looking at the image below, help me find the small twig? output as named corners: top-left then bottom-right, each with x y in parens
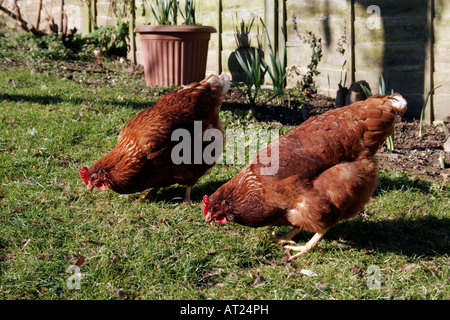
top-left (91, 0), bottom-right (112, 73)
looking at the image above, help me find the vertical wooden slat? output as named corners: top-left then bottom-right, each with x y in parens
top-left (129, 0), bottom-right (136, 64)
top-left (347, 0), bottom-right (355, 84)
top-left (281, 0), bottom-right (287, 87)
top-left (424, 0), bottom-right (435, 124)
top-left (82, 0), bottom-right (91, 33)
top-left (264, 0), bottom-right (279, 84)
top-left (218, 0), bottom-right (223, 74)
top-left (60, 0), bottom-right (65, 34)
top-left (36, 0), bottom-right (43, 30)
top-left (92, 0), bottom-right (97, 28)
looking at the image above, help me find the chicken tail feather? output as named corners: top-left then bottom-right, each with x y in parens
top-left (203, 73), bottom-right (231, 95)
top-left (387, 93), bottom-right (407, 116)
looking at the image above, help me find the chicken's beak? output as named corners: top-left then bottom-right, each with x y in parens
top-left (204, 212), bottom-right (213, 225)
top-left (87, 183), bottom-right (94, 193)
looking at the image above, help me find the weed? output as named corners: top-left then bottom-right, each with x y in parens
top-left (260, 18), bottom-right (288, 104)
top-left (234, 47), bottom-right (268, 110)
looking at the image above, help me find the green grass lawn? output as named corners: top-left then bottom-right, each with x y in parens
top-left (0, 35), bottom-right (449, 300)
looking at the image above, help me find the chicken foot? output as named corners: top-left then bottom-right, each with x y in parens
top-left (284, 230), bottom-right (328, 261)
top-left (271, 227), bottom-right (302, 246)
top-left (141, 187), bottom-right (161, 200)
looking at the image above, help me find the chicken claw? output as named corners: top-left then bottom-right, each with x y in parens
top-left (141, 187), bottom-right (161, 200)
top-left (284, 231), bottom-right (327, 261)
top-left (271, 227), bottom-right (301, 245)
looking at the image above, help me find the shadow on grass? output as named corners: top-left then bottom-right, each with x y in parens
top-left (324, 216), bottom-right (450, 258)
top-left (0, 93), bottom-right (153, 110)
top-left (143, 178), bottom-right (231, 203)
top-left (377, 173), bottom-right (448, 195)
top-left (221, 101), bottom-right (306, 126)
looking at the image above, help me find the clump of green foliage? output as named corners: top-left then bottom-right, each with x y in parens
top-left (0, 32), bottom-right (74, 62)
top-left (72, 21), bottom-right (129, 58)
top-left (299, 30), bottom-right (323, 93)
top-left (233, 17), bottom-right (288, 108)
top-left (148, 0), bottom-right (198, 25)
top-left (149, 0), bottom-right (179, 25)
top-left (260, 18), bottom-right (287, 104)
top-left (235, 47), bottom-right (268, 110)
top-left (0, 21), bottom-right (129, 63)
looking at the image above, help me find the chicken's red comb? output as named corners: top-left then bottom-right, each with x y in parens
top-left (202, 195), bottom-right (210, 216)
top-left (80, 166), bottom-right (89, 185)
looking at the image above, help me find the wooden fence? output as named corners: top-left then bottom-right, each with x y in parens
top-left (2, 0), bottom-right (449, 121)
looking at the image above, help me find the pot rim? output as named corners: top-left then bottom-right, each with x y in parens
top-left (134, 25), bottom-right (217, 34)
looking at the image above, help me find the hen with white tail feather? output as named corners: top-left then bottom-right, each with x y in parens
top-left (80, 73), bottom-right (230, 202)
top-left (203, 93), bottom-right (407, 260)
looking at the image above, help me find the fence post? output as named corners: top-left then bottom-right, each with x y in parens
top-left (424, 0), bottom-right (435, 124)
top-left (264, 0), bottom-right (279, 84)
top-left (92, 0), bottom-right (97, 28)
top-left (346, 0), bottom-right (355, 84)
top-left (129, 0), bottom-right (136, 64)
top-left (218, 0), bottom-right (223, 74)
top-left (82, 0), bottom-right (90, 33)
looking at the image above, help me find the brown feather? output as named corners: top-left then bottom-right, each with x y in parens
top-left (84, 74), bottom-right (230, 196)
top-left (206, 94), bottom-right (407, 236)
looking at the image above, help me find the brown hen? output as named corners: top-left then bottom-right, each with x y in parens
top-left (203, 93), bottom-right (407, 260)
top-left (80, 74), bottom-right (230, 201)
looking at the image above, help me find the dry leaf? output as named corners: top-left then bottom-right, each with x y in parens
top-left (300, 269), bottom-right (318, 277)
top-left (20, 239), bottom-right (31, 250)
top-left (250, 276), bottom-right (265, 287)
top-left (315, 283), bottom-right (330, 290)
top-left (0, 253), bottom-right (16, 261)
top-left (75, 255), bottom-right (86, 267)
top-left (116, 289), bottom-right (129, 300)
top-left (398, 263), bottom-right (417, 272)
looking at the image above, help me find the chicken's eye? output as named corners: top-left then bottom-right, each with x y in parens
top-left (212, 205), bottom-right (221, 213)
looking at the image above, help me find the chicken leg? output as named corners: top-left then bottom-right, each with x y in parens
top-left (184, 186), bottom-right (192, 202)
top-left (271, 227), bottom-right (302, 246)
top-left (284, 230), bottom-right (328, 261)
top-left (141, 187), bottom-right (161, 200)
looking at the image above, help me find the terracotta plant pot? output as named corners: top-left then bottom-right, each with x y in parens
top-left (134, 25), bottom-right (216, 87)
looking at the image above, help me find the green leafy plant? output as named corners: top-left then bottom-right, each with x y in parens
top-left (149, 0), bottom-right (179, 25)
top-left (418, 85), bottom-right (441, 138)
top-left (260, 18), bottom-right (287, 104)
top-left (8, 32), bottom-right (74, 62)
top-left (179, 0), bottom-right (196, 25)
top-left (73, 21), bottom-right (129, 58)
top-left (299, 30), bottom-right (323, 93)
top-left (234, 15), bottom-right (257, 49)
top-left (147, 0), bottom-right (198, 25)
top-left (234, 47), bottom-right (268, 110)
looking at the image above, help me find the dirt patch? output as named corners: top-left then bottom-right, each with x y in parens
top-left (377, 121), bottom-right (449, 186)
